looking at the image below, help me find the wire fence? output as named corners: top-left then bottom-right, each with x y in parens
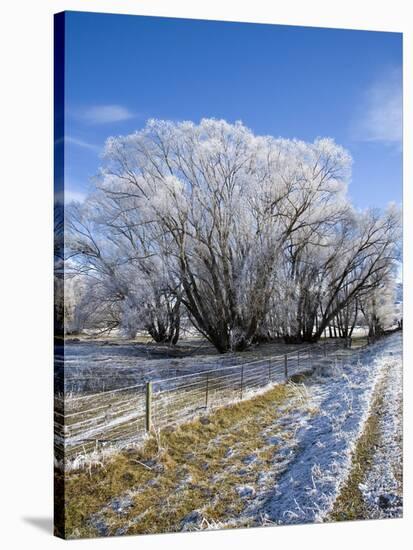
top-left (55, 339), bottom-right (365, 462)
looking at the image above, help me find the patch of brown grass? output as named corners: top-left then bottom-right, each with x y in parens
top-left (62, 384), bottom-right (293, 538)
top-left (328, 393), bottom-right (384, 522)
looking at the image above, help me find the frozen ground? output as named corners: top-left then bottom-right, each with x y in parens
top-left (235, 332), bottom-right (403, 526)
top-left (56, 337), bottom-right (343, 394)
top-left (64, 333), bottom-right (402, 535)
top-left (57, 339), bottom-right (344, 461)
top-left (359, 354), bottom-right (403, 518)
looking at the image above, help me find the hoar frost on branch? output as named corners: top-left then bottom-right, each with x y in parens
top-left (65, 119), bottom-right (401, 351)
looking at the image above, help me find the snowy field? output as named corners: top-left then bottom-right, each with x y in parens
top-left (62, 332), bottom-right (402, 536)
top-left (173, 333), bottom-right (403, 530)
top-left (55, 339), bottom-right (346, 462)
top-left (56, 337), bottom-right (343, 394)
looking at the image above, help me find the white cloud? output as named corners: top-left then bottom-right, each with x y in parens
top-left (354, 68), bottom-right (402, 147)
top-left (79, 104), bottom-right (134, 125)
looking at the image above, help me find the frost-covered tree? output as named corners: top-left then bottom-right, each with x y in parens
top-left (359, 271), bottom-right (400, 338)
top-left (312, 206), bottom-right (401, 341)
top-left (91, 119), bottom-right (353, 350)
top-left (65, 200), bottom-right (181, 342)
top-left (65, 118), bottom-right (401, 351)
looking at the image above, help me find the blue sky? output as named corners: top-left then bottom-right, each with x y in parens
top-left (62, 11), bottom-right (402, 209)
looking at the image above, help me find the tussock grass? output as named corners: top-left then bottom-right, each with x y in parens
top-left (61, 383), bottom-right (294, 538)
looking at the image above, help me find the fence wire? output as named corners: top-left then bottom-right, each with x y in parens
top-left (55, 340), bottom-right (360, 461)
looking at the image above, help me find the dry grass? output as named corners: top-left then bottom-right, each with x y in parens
top-left (328, 392), bottom-right (384, 522)
top-left (59, 383), bottom-right (295, 538)
top-left (350, 336), bottom-right (368, 349)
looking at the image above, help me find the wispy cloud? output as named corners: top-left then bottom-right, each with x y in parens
top-left (353, 68), bottom-right (402, 147)
top-left (77, 104), bottom-right (135, 125)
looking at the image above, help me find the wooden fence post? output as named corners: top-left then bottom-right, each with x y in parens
top-left (240, 365), bottom-right (244, 400)
top-left (145, 381), bottom-right (152, 432)
top-left (205, 373), bottom-right (209, 409)
top-left (284, 354), bottom-right (288, 382)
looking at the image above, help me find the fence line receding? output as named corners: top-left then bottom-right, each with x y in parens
top-left (55, 340), bottom-right (364, 461)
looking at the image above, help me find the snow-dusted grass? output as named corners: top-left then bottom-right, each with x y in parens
top-left (56, 341), bottom-right (343, 464)
top-left (61, 383), bottom-right (295, 537)
top-left (59, 333), bottom-right (402, 537)
top-left (57, 337), bottom-right (345, 394)
top-left (244, 333), bottom-right (402, 526)
top-left (353, 356), bottom-right (402, 519)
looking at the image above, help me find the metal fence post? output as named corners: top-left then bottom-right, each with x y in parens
top-left (284, 354), bottom-right (288, 382)
top-left (205, 373), bottom-right (209, 409)
top-left (240, 365), bottom-right (244, 400)
top-left (145, 381), bottom-right (152, 432)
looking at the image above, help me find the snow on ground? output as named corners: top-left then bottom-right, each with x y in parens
top-left (359, 355), bottom-right (403, 518)
top-left (231, 332), bottom-right (402, 526)
top-left (56, 338), bottom-right (336, 394)
top-left (66, 333), bottom-right (402, 534)
top-left (57, 338), bottom-right (347, 463)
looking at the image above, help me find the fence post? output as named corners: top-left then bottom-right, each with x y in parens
top-left (240, 365), bottom-right (244, 400)
top-left (145, 381), bottom-right (152, 432)
top-left (205, 373), bottom-right (209, 409)
top-left (284, 354), bottom-right (288, 382)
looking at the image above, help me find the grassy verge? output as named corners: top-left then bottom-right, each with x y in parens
top-left (350, 336), bottom-right (368, 348)
top-left (328, 392), bottom-right (384, 522)
top-left (60, 383), bottom-right (301, 538)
